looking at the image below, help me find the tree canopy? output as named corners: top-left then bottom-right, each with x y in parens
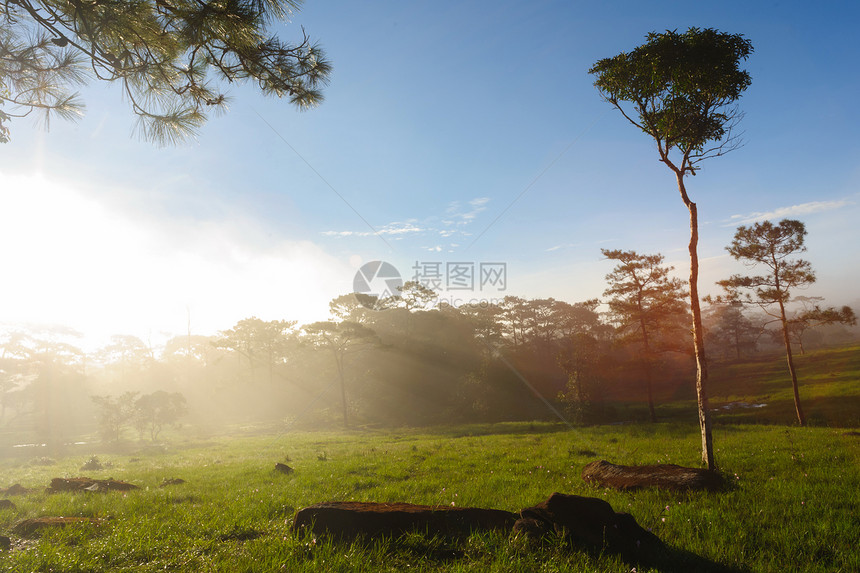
top-left (589, 27), bottom-right (753, 176)
top-left (0, 0), bottom-right (330, 144)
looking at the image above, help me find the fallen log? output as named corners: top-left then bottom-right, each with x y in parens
top-left (46, 477), bottom-right (139, 493)
top-left (12, 517), bottom-right (107, 537)
top-left (581, 460), bottom-right (722, 492)
top-left (292, 501), bottom-right (516, 540)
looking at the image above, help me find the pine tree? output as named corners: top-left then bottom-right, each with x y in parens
top-left (0, 0), bottom-right (330, 144)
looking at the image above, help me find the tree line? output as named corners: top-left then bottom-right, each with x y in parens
top-left (1, 224), bottom-right (854, 448)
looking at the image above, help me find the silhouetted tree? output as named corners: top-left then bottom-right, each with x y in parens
top-left (590, 27), bottom-right (753, 469)
top-left (213, 318), bottom-right (298, 383)
top-left (302, 320), bottom-right (375, 428)
top-left (0, 0), bottom-right (330, 143)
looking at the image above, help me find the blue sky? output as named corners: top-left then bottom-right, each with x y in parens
top-left (1, 0), bottom-right (858, 348)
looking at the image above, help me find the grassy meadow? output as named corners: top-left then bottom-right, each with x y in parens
top-left (0, 345), bottom-right (858, 572)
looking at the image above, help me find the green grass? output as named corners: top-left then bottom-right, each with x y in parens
top-left (707, 344), bottom-right (860, 426)
top-left (1, 345), bottom-right (858, 571)
top-left (1, 422), bottom-right (858, 572)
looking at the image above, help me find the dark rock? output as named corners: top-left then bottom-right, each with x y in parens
top-left (159, 478), bottom-right (186, 487)
top-left (12, 517), bottom-right (106, 537)
top-left (46, 477), bottom-right (139, 493)
top-left (275, 463), bottom-right (294, 474)
top-left (292, 501), bottom-right (517, 540)
top-left (1, 484), bottom-right (30, 496)
top-left (511, 516), bottom-right (549, 540)
top-left (0, 499), bottom-right (16, 510)
top-left (582, 460), bottom-right (722, 492)
top-left (842, 431), bottom-right (860, 437)
top-left (0, 535), bottom-right (10, 551)
top-left (515, 493), bottom-right (662, 562)
top-left (80, 457), bottom-right (104, 471)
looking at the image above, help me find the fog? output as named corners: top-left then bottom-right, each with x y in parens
top-left (2, 290), bottom-right (857, 455)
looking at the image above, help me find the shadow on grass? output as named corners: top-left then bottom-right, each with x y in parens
top-left (647, 544), bottom-right (750, 573)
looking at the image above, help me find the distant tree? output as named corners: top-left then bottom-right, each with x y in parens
top-left (590, 27), bottom-right (753, 469)
top-left (557, 332), bottom-right (605, 425)
top-left (395, 281), bottom-right (438, 312)
top-left (787, 297), bottom-right (856, 354)
top-left (704, 301), bottom-right (761, 361)
top-left (96, 335), bottom-right (152, 384)
top-left (0, 0), bottom-right (330, 144)
top-left (132, 391), bottom-right (187, 441)
top-left (213, 318), bottom-right (298, 383)
top-left (601, 249), bottom-right (688, 422)
top-left (717, 219), bottom-right (820, 425)
top-left (302, 320), bottom-right (375, 428)
top-left (92, 391), bottom-right (139, 442)
top-left (328, 293), bottom-right (380, 324)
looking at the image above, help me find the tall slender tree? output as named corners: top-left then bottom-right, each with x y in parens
top-left (589, 28), bottom-right (753, 468)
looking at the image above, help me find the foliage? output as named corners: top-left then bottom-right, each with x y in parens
top-left (91, 391), bottom-right (139, 442)
top-left (704, 301), bottom-right (762, 361)
top-left (719, 219), bottom-right (816, 309)
top-left (787, 298), bottom-right (856, 354)
top-left (0, 0), bottom-right (330, 144)
top-left (302, 320), bottom-right (376, 428)
top-left (92, 390), bottom-right (186, 442)
top-left (589, 27), bottom-right (753, 174)
top-left (601, 249), bottom-right (688, 349)
top-left (213, 317), bottom-right (298, 383)
top-left (132, 390), bottom-right (187, 441)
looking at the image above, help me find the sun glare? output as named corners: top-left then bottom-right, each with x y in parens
top-left (0, 170), bottom-right (347, 351)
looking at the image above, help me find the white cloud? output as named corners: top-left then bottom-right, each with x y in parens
top-left (444, 196), bottom-right (491, 226)
top-left (727, 200), bottom-right (852, 225)
top-left (322, 221), bottom-right (425, 238)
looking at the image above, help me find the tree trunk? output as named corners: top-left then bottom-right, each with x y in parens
top-left (677, 173), bottom-right (715, 470)
top-left (335, 351), bottom-right (349, 428)
top-left (645, 360), bottom-right (656, 423)
top-left (779, 303), bottom-right (806, 426)
top-left (640, 320), bottom-right (656, 422)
